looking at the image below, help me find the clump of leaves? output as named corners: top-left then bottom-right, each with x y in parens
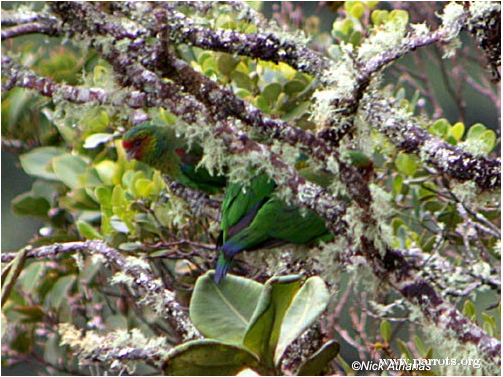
top-left (162, 272), bottom-right (338, 376)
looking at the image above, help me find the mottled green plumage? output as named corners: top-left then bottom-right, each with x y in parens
top-left (122, 123), bottom-right (226, 194)
top-left (214, 170), bottom-right (333, 283)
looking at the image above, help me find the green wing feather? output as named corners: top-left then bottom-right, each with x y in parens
top-left (221, 173), bottom-right (276, 239)
top-left (215, 170), bottom-right (333, 283)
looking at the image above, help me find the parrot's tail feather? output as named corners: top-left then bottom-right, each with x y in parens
top-left (214, 256), bottom-right (232, 284)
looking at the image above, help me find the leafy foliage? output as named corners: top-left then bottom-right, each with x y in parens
top-left (1, 1), bottom-right (500, 376)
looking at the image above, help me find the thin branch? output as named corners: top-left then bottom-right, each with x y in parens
top-left (157, 6), bottom-right (331, 78)
top-left (1, 56), bottom-right (148, 108)
top-left (1, 9), bottom-right (55, 26)
top-left (1, 21), bottom-right (58, 40)
top-left (1, 240), bottom-right (199, 341)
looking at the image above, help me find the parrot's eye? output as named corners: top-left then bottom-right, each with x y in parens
top-left (134, 140), bottom-right (142, 147)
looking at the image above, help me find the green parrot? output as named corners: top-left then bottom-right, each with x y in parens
top-left (214, 170), bottom-right (334, 284)
top-left (122, 123), bottom-right (226, 194)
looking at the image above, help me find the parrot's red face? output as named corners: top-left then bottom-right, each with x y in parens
top-left (122, 136), bottom-right (146, 161)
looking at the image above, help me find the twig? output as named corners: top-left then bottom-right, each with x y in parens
top-left (1, 21), bottom-right (58, 40)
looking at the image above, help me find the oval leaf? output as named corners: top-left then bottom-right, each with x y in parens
top-left (83, 133), bottom-right (113, 149)
top-left (164, 339), bottom-right (258, 376)
top-left (395, 153), bottom-right (417, 177)
top-left (244, 275), bottom-right (302, 363)
top-left (11, 192), bottom-right (50, 219)
top-left (53, 154), bottom-right (88, 189)
top-left (19, 147), bottom-right (66, 180)
top-left (274, 276), bottom-right (330, 366)
top-left (190, 271), bottom-right (263, 345)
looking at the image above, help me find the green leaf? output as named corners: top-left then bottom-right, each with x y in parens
top-left (332, 19), bottom-right (353, 38)
top-left (44, 275), bottom-right (76, 310)
top-left (449, 122), bottom-right (465, 141)
top-left (349, 31), bottom-right (363, 46)
top-left (397, 339), bottom-right (413, 361)
top-left (77, 220), bottom-right (103, 240)
top-left (217, 54), bottom-right (239, 76)
top-left (297, 340), bottom-right (339, 376)
top-left (380, 320), bottom-right (391, 342)
top-left (254, 95), bottom-right (270, 113)
top-left (19, 147), bottom-right (66, 180)
top-left (274, 276), bottom-right (330, 366)
top-left (462, 300), bottom-right (476, 319)
top-left (243, 275), bottom-right (302, 363)
top-left (118, 242), bottom-right (141, 252)
top-left (110, 216), bottom-right (130, 233)
top-left (429, 119), bottom-right (449, 139)
top-left (20, 261), bottom-right (46, 293)
top-left (393, 174), bottom-right (403, 196)
top-left (480, 130), bottom-right (496, 153)
top-left (483, 321), bottom-right (493, 336)
top-left (164, 339), bottom-right (259, 376)
top-left (11, 192), bottom-right (50, 218)
top-left (350, 3), bottom-right (364, 18)
top-left (366, 1), bottom-right (379, 10)
top-left (389, 9), bottom-right (409, 26)
top-left (44, 333), bottom-right (63, 366)
top-left (262, 83), bottom-right (282, 104)
top-left (282, 101), bottom-right (311, 122)
top-left (94, 160), bottom-right (117, 186)
top-left (52, 154), bottom-right (88, 189)
top-left (1, 247), bottom-right (30, 308)
top-left (395, 153), bottom-right (417, 176)
top-left (189, 271), bottom-right (263, 345)
top-left (414, 336), bottom-right (426, 357)
top-left (83, 133), bottom-right (113, 149)
top-left (284, 80), bottom-right (306, 94)
top-left (134, 178), bottom-right (154, 198)
top-left (14, 305), bottom-right (45, 324)
top-left (371, 10), bottom-right (389, 26)
top-left (466, 123), bottom-right (486, 139)
top-left (231, 70), bottom-right (253, 91)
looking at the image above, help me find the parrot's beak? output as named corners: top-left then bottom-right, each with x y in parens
top-left (125, 147), bottom-right (135, 160)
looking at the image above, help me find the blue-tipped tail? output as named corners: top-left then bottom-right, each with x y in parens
top-left (214, 253), bottom-right (232, 284)
top-left (214, 241), bottom-right (243, 284)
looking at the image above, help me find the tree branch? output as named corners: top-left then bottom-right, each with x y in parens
top-left (362, 97), bottom-right (501, 190)
top-left (2, 240), bottom-right (199, 341)
top-left (1, 21), bottom-right (58, 40)
top-left (1, 56), bottom-right (148, 108)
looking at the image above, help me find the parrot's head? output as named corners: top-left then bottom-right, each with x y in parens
top-left (122, 123), bottom-right (194, 179)
top-left (122, 123), bottom-right (157, 162)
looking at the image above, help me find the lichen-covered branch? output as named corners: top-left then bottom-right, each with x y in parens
top-left (466, 2), bottom-right (501, 81)
top-left (59, 323), bottom-right (169, 372)
top-left (1, 8), bottom-right (56, 26)
top-left (167, 181), bottom-right (222, 222)
top-left (1, 21), bottom-right (58, 40)
top-left (402, 248), bottom-right (500, 296)
top-left (362, 97), bottom-right (501, 190)
top-left (1, 56), bottom-right (148, 108)
top-left (362, 241), bottom-right (500, 360)
top-left (156, 6), bottom-right (331, 78)
top-left (1, 240), bottom-right (199, 341)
